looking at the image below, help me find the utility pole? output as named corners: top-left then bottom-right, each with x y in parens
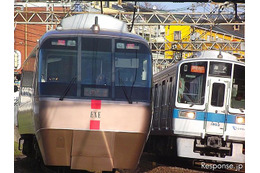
top-left (25, 3), bottom-right (28, 60)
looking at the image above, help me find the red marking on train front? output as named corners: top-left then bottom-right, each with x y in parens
top-left (90, 120), bottom-right (100, 130)
top-left (91, 100), bottom-right (101, 109)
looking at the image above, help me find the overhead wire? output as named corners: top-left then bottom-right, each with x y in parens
top-left (192, 3), bottom-right (243, 41)
top-left (14, 42), bottom-right (36, 48)
top-left (15, 28), bottom-right (44, 37)
top-left (15, 37), bottom-right (37, 44)
top-left (26, 24), bottom-right (49, 32)
top-left (173, 3), bottom-right (221, 43)
top-left (163, 2), bottom-right (222, 59)
top-left (129, 1), bottom-right (137, 33)
top-left (171, 1), bottom-right (244, 57)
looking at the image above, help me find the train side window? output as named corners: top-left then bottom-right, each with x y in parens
top-left (168, 77), bottom-right (173, 105)
top-left (153, 84), bottom-right (160, 120)
top-left (161, 80), bottom-right (166, 106)
top-left (171, 76), bottom-right (175, 98)
top-left (154, 84), bottom-right (158, 108)
top-left (153, 83), bottom-right (160, 122)
top-left (211, 83), bottom-right (225, 107)
top-left (158, 84), bottom-right (162, 108)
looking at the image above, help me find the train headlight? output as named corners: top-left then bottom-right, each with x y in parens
top-left (236, 116), bottom-right (245, 124)
top-left (179, 111), bottom-right (196, 119)
top-left (92, 16), bottom-right (100, 34)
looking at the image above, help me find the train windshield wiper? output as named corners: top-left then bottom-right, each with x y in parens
top-left (59, 76), bottom-right (77, 101)
top-left (239, 108), bottom-right (244, 113)
top-left (188, 96), bottom-right (204, 107)
top-left (118, 71), bottom-right (132, 104)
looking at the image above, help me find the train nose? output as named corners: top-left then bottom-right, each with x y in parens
top-left (70, 130), bottom-right (115, 171)
top-left (37, 128), bottom-right (147, 172)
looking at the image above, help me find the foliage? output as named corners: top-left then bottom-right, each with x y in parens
top-left (14, 142), bottom-right (23, 156)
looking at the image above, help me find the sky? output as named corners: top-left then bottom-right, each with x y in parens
top-left (138, 2), bottom-right (245, 14)
top-left (145, 2), bottom-right (245, 13)
top-left (141, 2), bottom-right (193, 11)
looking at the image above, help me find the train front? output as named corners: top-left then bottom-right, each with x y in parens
top-left (174, 52), bottom-right (245, 165)
top-left (34, 14), bottom-right (152, 172)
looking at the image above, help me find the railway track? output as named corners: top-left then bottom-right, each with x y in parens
top-left (14, 153), bottom-right (207, 173)
top-left (15, 153), bottom-right (245, 173)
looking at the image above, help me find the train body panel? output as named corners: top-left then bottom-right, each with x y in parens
top-left (173, 110), bottom-right (245, 140)
top-left (149, 51), bottom-right (245, 164)
top-left (225, 123), bottom-right (245, 141)
top-left (173, 109), bottom-right (204, 136)
top-left (35, 99), bottom-right (151, 132)
top-left (37, 130), bottom-right (147, 171)
top-left (17, 47), bottom-right (37, 134)
top-left (17, 96), bottom-right (35, 134)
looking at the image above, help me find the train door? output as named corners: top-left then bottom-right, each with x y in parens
top-left (205, 77), bottom-right (231, 135)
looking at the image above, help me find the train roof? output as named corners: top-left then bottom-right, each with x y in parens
top-left (179, 51), bottom-right (245, 66)
top-left (154, 51), bottom-right (244, 79)
top-left (192, 51), bottom-right (238, 61)
top-left (39, 14), bottom-right (148, 45)
top-left (60, 13), bottom-right (128, 32)
top-left (40, 29), bottom-right (147, 44)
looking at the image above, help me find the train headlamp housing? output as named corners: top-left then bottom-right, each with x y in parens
top-left (236, 116), bottom-right (245, 124)
top-left (91, 16), bottom-right (100, 34)
top-left (179, 111), bottom-right (196, 119)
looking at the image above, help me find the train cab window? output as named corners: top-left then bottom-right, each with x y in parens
top-left (81, 38), bottom-right (112, 98)
top-left (211, 83), bottom-right (225, 107)
top-left (39, 37), bottom-right (78, 97)
top-left (177, 61), bottom-right (207, 106)
top-left (209, 62), bottom-right (232, 77)
top-left (231, 64), bottom-right (245, 110)
top-left (38, 37), bottom-right (152, 102)
top-left (115, 40), bottom-right (152, 102)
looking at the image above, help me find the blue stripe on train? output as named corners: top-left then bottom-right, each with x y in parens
top-left (173, 109), bottom-right (237, 124)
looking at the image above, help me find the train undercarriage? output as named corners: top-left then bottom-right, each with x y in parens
top-left (145, 135), bottom-right (245, 172)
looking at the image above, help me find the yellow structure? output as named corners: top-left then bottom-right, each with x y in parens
top-left (165, 25), bottom-right (245, 60)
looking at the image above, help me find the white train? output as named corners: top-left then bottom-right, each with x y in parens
top-left (147, 51), bottom-right (245, 166)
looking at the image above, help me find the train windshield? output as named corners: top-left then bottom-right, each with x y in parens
top-left (177, 61), bottom-right (208, 106)
top-left (114, 40), bottom-right (152, 102)
top-left (39, 37), bottom-right (78, 97)
top-left (39, 37), bottom-right (151, 102)
top-left (230, 64), bottom-right (245, 110)
top-left (81, 38), bottom-right (112, 98)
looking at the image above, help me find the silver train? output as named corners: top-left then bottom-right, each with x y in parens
top-left (17, 14), bottom-right (152, 172)
top-left (146, 51), bottom-right (245, 168)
